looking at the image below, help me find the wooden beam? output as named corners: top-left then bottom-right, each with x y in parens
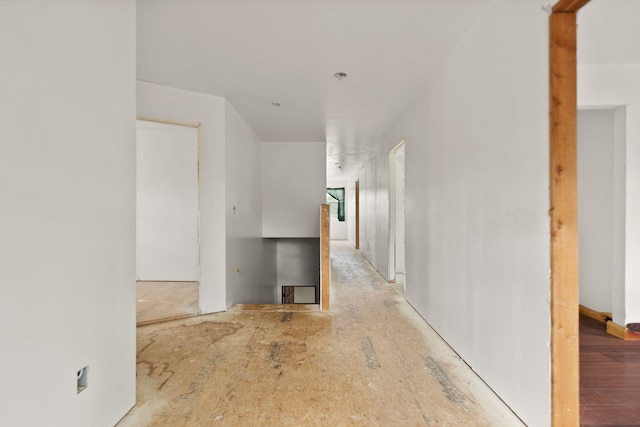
top-left (552, 0), bottom-right (591, 13)
top-left (320, 204), bottom-right (331, 311)
top-left (550, 11), bottom-right (580, 427)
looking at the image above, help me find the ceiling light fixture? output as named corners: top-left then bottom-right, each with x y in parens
top-left (334, 72), bottom-right (347, 81)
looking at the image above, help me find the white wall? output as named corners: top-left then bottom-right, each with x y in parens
top-left (0, 2), bottom-right (136, 426)
top-left (577, 109), bottom-right (623, 315)
top-left (137, 81), bottom-right (227, 313)
top-left (351, 1), bottom-right (551, 425)
top-left (136, 121), bottom-right (200, 281)
top-left (358, 151), bottom-right (390, 279)
top-left (330, 212), bottom-right (348, 240)
top-left (578, 0), bottom-right (640, 326)
top-left (262, 142), bottom-right (327, 238)
top-left (225, 102), bottom-right (277, 305)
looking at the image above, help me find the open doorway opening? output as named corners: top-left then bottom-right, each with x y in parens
top-left (355, 180), bottom-right (360, 250)
top-left (577, 107), bottom-right (626, 320)
top-left (388, 140), bottom-right (406, 294)
top-left (135, 119), bottom-right (201, 325)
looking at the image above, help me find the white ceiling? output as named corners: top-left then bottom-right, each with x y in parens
top-left (137, 0), bottom-right (491, 179)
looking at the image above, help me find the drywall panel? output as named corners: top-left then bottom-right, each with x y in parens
top-left (577, 109), bottom-right (618, 313)
top-left (358, 151), bottom-right (390, 280)
top-left (137, 81), bottom-right (227, 313)
top-left (0, 2), bottom-right (136, 426)
top-left (330, 213), bottom-right (348, 240)
top-left (136, 122), bottom-right (199, 281)
top-left (612, 107), bottom-right (628, 325)
top-left (577, 0), bottom-right (640, 65)
top-left (262, 142), bottom-right (326, 237)
top-left (276, 239), bottom-right (320, 303)
top-left (225, 102), bottom-right (277, 305)
top-left (353, 1), bottom-right (551, 424)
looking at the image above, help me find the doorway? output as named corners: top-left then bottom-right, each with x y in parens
top-left (355, 180), bottom-right (360, 250)
top-left (388, 140), bottom-right (406, 292)
top-left (135, 119), bottom-right (201, 324)
top-left (577, 108), bottom-right (626, 319)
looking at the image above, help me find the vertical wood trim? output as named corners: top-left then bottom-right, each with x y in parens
top-left (320, 204), bottom-right (331, 311)
top-left (550, 11), bottom-right (580, 427)
top-left (355, 180), bottom-right (360, 250)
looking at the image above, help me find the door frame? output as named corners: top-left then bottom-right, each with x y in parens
top-left (549, 1), bottom-right (591, 424)
top-left (388, 139), bottom-right (406, 283)
top-left (135, 117), bottom-right (202, 282)
top-left (355, 180), bottom-right (360, 250)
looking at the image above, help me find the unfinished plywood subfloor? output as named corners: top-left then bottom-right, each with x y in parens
top-left (136, 281), bottom-right (199, 326)
top-left (120, 242), bottom-right (523, 426)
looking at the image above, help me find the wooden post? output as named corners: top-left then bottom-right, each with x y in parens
top-left (549, 5), bottom-right (586, 425)
top-left (320, 204), bottom-right (330, 311)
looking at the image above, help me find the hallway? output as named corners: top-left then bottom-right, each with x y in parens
top-left (117, 242), bottom-right (523, 426)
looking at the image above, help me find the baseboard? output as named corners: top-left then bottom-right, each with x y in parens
top-left (136, 312), bottom-right (199, 327)
top-left (603, 320), bottom-right (640, 340)
top-left (579, 305), bottom-right (611, 323)
top-left (605, 320), bottom-right (626, 339)
top-left (580, 304), bottom-right (640, 340)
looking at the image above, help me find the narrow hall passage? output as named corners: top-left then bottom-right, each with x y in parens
top-left (118, 241), bottom-right (522, 426)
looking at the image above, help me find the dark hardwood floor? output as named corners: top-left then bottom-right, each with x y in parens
top-left (581, 315), bottom-right (640, 426)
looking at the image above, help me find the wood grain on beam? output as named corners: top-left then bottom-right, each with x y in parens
top-left (550, 11), bottom-right (580, 427)
top-left (552, 0), bottom-right (591, 13)
top-left (320, 204), bottom-right (331, 311)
